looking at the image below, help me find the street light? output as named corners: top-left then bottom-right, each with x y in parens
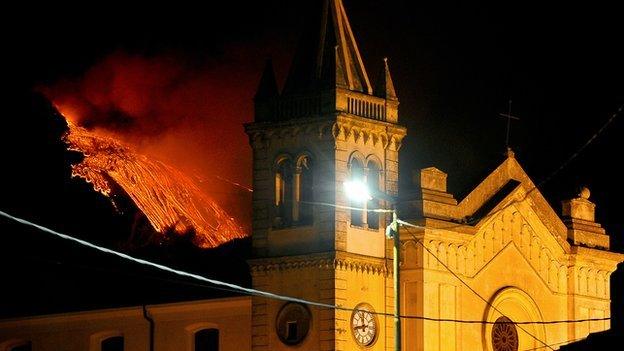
top-left (343, 180), bottom-right (401, 351)
top-left (343, 180), bottom-right (373, 202)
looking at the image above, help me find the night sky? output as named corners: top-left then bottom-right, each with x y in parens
top-left (1, 0), bottom-right (623, 340)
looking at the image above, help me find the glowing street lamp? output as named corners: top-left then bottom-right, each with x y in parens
top-left (343, 180), bottom-right (402, 351)
top-left (343, 180), bottom-right (373, 202)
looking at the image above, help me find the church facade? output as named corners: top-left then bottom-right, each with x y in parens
top-left (1, 1), bottom-right (622, 351)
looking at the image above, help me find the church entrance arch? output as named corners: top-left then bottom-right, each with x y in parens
top-left (483, 287), bottom-right (546, 351)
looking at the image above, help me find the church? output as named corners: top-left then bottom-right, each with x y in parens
top-left (1, 0), bottom-right (622, 350)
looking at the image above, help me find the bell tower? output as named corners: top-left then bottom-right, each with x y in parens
top-left (245, 1), bottom-right (406, 350)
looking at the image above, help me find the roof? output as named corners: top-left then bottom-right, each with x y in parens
top-left (282, 0), bottom-right (372, 95)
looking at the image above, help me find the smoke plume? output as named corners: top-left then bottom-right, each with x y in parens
top-left (41, 50), bottom-right (268, 233)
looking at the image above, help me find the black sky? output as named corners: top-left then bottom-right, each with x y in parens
top-left (1, 0), bottom-right (623, 334)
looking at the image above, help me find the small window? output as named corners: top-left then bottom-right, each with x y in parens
top-left (10, 342), bottom-right (31, 351)
top-left (274, 154), bottom-right (315, 228)
top-left (297, 155), bottom-right (313, 225)
top-left (195, 328), bottom-right (219, 351)
top-left (101, 336), bottom-right (123, 351)
top-left (286, 321), bottom-right (298, 343)
top-left (492, 316), bottom-right (518, 351)
top-left (275, 158), bottom-right (294, 227)
top-left (276, 303), bottom-right (311, 345)
top-left (349, 158), bottom-right (365, 227)
top-left (367, 162), bottom-right (381, 230)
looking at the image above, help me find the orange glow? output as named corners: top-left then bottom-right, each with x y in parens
top-left (62, 116), bottom-right (246, 248)
top-left (39, 50), bottom-right (271, 246)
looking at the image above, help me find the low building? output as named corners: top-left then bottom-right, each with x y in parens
top-left (0, 297), bottom-right (250, 351)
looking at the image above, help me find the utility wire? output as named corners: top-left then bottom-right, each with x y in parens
top-left (521, 336), bottom-right (587, 351)
top-left (1, 104), bottom-right (619, 351)
top-left (17, 253), bottom-right (248, 297)
top-left (0, 210), bottom-right (336, 310)
top-left (401, 103), bottom-right (624, 235)
top-left (401, 222), bottom-right (554, 350)
top-left (301, 200), bottom-right (393, 213)
top-left (0, 209), bottom-right (611, 327)
top-left (285, 104), bottom-right (624, 238)
top-left (474, 103), bottom-right (623, 225)
top-left (534, 103), bottom-right (622, 189)
top-left (385, 104), bottom-right (623, 348)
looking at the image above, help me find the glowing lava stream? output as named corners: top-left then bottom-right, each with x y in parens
top-left (63, 119), bottom-right (246, 248)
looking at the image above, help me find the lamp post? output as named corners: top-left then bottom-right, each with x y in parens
top-left (344, 180), bottom-right (401, 351)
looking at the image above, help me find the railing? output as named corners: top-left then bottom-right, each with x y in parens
top-left (347, 96), bottom-right (386, 121)
top-left (277, 95), bottom-right (322, 120)
top-left (272, 94), bottom-right (387, 122)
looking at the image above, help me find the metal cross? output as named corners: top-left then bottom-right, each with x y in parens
top-left (498, 99), bottom-right (520, 148)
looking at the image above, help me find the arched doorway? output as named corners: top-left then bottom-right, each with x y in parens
top-left (483, 287), bottom-right (546, 351)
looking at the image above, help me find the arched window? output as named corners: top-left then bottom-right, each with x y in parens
top-left (295, 155), bottom-right (313, 225)
top-left (348, 156), bottom-right (383, 229)
top-left (101, 336), bottom-right (123, 351)
top-left (274, 157), bottom-right (293, 227)
top-left (492, 317), bottom-right (518, 351)
top-left (195, 328), bottom-right (219, 351)
top-left (9, 342), bottom-right (31, 351)
top-left (349, 158), bottom-right (365, 227)
top-left (274, 154), bottom-right (314, 228)
top-left (367, 161), bottom-right (381, 229)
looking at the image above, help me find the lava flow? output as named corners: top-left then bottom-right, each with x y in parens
top-left (62, 118), bottom-right (246, 249)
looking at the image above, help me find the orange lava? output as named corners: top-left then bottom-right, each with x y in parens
top-left (63, 119), bottom-right (246, 249)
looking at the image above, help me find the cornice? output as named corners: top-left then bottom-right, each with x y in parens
top-left (249, 251), bottom-right (390, 276)
top-left (332, 116), bottom-right (406, 151)
top-left (407, 208), bottom-right (619, 298)
top-left (244, 114), bottom-right (407, 151)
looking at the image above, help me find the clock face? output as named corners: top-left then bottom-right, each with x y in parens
top-left (351, 304), bottom-right (377, 347)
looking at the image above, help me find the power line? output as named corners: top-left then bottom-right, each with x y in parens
top-left (535, 103), bottom-right (622, 189)
top-left (384, 104), bottom-right (624, 348)
top-left (0, 104), bottom-right (619, 351)
top-left (521, 337), bottom-right (587, 351)
top-left (0, 210), bottom-right (333, 309)
top-left (399, 222), bottom-right (552, 348)
top-left (382, 103), bottom-right (624, 238)
top-left (260, 105), bottom-right (624, 246)
top-left (0, 209), bottom-right (611, 328)
top-left (300, 104), bottom-right (624, 238)
top-left (401, 222), bottom-right (555, 349)
top-left (301, 200), bottom-right (393, 213)
top-left (459, 102), bottom-right (622, 231)
top-left (17, 253), bottom-right (249, 297)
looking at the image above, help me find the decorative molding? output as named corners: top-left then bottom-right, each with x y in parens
top-left (246, 119), bottom-right (337, 150)
top-left (416, 157), bottom-right (572, 252)
top-left (331, 120), bottom-right (405, 151)
top-left (249, 254), bottom-right (389, 276)
top-left (413, 208), bottom-right (615, 297)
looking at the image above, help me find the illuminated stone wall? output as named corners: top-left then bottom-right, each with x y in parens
top-left (245, 105), bottom-right (406, 351)
top-left (401, 155), bottom-right (623, 351)
top-left (0, 297), bottom-right (251, 351)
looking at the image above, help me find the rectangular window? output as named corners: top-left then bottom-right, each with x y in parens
top-left (286, 321), bottom-right (298, 342)
top-left (195, 328), bottom-right (219, 351)
top-left (10, 343), bottom-right (32, 351)
top-left (101, 336), bottom-right (124, 351)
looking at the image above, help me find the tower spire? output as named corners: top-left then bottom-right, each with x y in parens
top-left (282, 0), bottom-right (372, 95)
top-left (254, 58), bottom-right (279, 121)
top-left (254, 58), bottom-right (278, 101)
top-left (374, 57), bottom-right (397, 100)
